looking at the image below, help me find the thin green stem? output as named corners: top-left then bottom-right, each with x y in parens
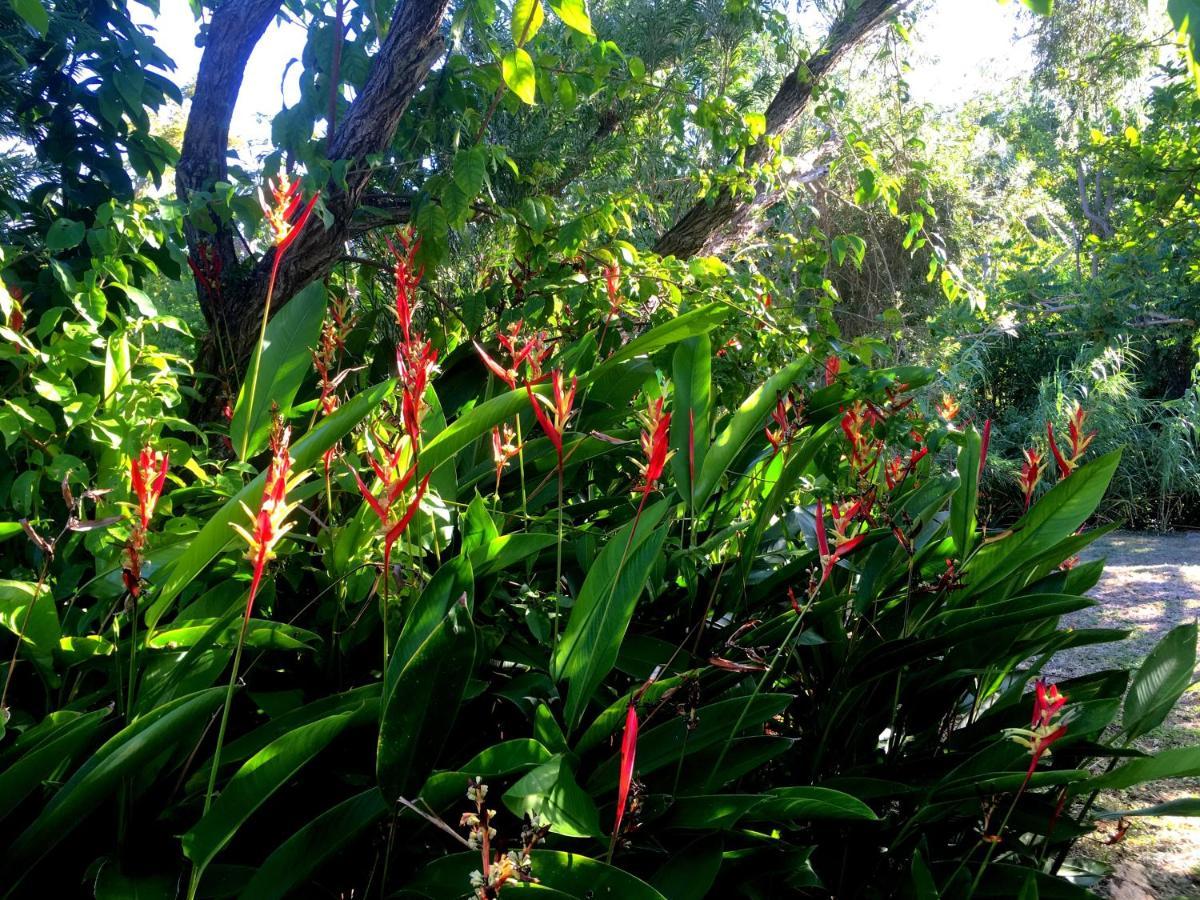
top-left (553, 465), bottom-right (564, 654)
top-left (189, 612), bottom-right (250, 900)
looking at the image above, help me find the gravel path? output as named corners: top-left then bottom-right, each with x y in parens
top-left (1044, 531), bottom-right (1200, 899)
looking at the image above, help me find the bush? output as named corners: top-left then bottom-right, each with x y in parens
top-left (0, 232), bottom-right (1197, 899)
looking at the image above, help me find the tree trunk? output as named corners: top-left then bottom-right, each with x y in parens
top-left (178, 0), bottom-right (449, 415)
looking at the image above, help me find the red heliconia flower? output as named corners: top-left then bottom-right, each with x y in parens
top-left (937, 393), bottom-right (960, 423)
top-left (823, 355), bottom-right (840, 387)
top-left (386, 226), bottom-right (424, 345)
top-left (1018, 447), bottom-right (1046, 511)
top-left (764, 392), bottom-right (803, 456)
top-left (351, 429), bottom-right (431, 579)
top-left (840, 401), bottom-right (882, 476)
top-left (635, 396), bottom-right (672, 499)
top-left (603, 264), bottom-right (622, 322)
top-left (814, 498), bottom-right (866, 588)
top-left (613, 703), bottom-right (639, 838)
top-left (979, 418), bottom-right (992, 480)
top-left (527, 370), bottom-right (577, 467)
top-left (258, 172), bottom-right (319, 256)
top-left (1047, 402), bottom-right (1096, 479)
top-left (231, 424), bottom-right (305, 619)
top-left (130, 445), bottom-right (169, 530)
top-left (397, 337), bottom-right (438, 449)
top-left (476, 321), bottom-right (548, 391)
top-left (1007, 678), bottom-right (1071, 783)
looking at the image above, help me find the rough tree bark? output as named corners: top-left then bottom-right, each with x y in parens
top-left (653, 0), bottom-right (904, 259)
top-left (178, 0), bottom-right (450, 409)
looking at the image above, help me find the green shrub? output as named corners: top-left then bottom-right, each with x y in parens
top-left (0, 236), bottom-right (1197, 899)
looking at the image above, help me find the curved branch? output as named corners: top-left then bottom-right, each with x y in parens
top-left (653, 0), bottom-right (903, 260)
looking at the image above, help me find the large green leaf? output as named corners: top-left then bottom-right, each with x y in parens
top-left (1096, 797), bottom-right (1200, 819)
top-left (231, 282), bottom-right (327, 460)
top-left (409, 850), bottom-right (668, 899)
top-left (553, 501), bottom-right (669, 732)
top-left (747, 786), bottom-right (878, 822)
top-left (693, 359), bottom-right (806, 509)
top-left (734, 418), bottom-right (837, 588)
top-left (378, 566), bottom-right (477, 801)
top-left (670, 332), bottom-right (711, 508)
top-left (4, 688), bottom-right (225, 877)
top-left (0, 579), bottom-right (59, 683)
top-left (1085, 746), bottom-right (1200, 792)
top-left (582, 303), bottom-right (728, 387)
top-left (419, 739), bottom-right (552, 811)
top-left (419, 384), bottom-right (543, 479)
top-left (0, 707), bottom-right (109, 822)
top-left (652, 835), bottom-right (723, 900)
top-left (502, 754), bottom-right (602, 838)
top-left (237, 789), bottom-right (389, 900)
top-left (1123, 622), bottom-right (1197, 741)
top-left (950, 425), bottom-right (981, 557)
top-left (962, 449), bottom-right (1121, 597)
top-left (182, 712), bottom-right (354, 884)
top-left (148, 379), bottom-right (394, 627)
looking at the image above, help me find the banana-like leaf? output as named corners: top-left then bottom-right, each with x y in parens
top-left (950, 425), bottom-right (981, 557)
top-left (230, 281), bottom-right (327, 460)
top-left (182, 712), bottom-right (354, 885)
top-left (553, 501), bottom-right (669, 732)
top-left (1122, 622), bottom-right (1197, 741)
top-left (1083, 745), bottom-right (1200, 792)
top-left (693, 359), bottom-right (806, 510)
top-left (4, 688), bottom-right (226, 879)
top-left (148, 379), bottom-right (394, 627)
top-left (582, 303), bottom-right (728, 387)
top-left (378, 562), bottom-right (476, 801)
top-left (0, 707), bottom-right (109, 822)
top-left (670, 332), bottom-right (711, 508)
top-left (237, 789), bottom-right (389, 900)
top-left (0, 579), bottom-right (59, 684)
top-left (502, 753), bottom-right (602, 837)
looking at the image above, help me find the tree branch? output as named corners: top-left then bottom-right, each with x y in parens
top-left (653, 0), bottom-right (903, 260)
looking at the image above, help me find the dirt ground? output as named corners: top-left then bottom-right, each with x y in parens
top-left (1042, 531), bottom-right (1200, 899)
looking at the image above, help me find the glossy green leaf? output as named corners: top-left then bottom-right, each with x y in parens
top-left (0, 579), bottom-right (59, 682)
top-left (1095, 797), bottom-right (1200, 818)
top-left (511, 0), bottom-right (544, 44)
top-left (1123, 622), bottom-right (1197, 740)
top-left (747, 786), bottom-right (878, 822)
top-left (378, 581), bottom-right (476, 800)
top-left (231, 281), bottom-right (326, 461)
top-left (950, 425), bottom-right (981, 557)
top-left (502, 48), bottom-right (537, 104)
top-left (182, 712), bottom-right (353, 884)
top-left (239, 789), bottom-right (390, 900)
top-left (502, 754), bottom-right (602, 837)
top-left (583, 303), bottom-right (728, 387)
top-left (693, 359), bottom-right (806, 509)
top-left (670, 332), bottom-right (710, 508)
top-left (549, 0), bottom-right (593, 36)
top-left (652, 835), bottom-right (723, 900)
top-left (4, 689), bottom-right (225, 877)
top-left (1085, 746), bottom-right (1200, 792)
top-left (0, 707), bottom-right (109, 822)
top-left (553, 501), bottom-right (669, 732)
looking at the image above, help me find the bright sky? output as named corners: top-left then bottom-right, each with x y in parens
top-left (132, 0), bottom-right (1035, 155)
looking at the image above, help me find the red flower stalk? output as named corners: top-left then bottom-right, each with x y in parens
top-left (824, 355), bottom-right (841, 387)
top-left (125, 445), bottom-right (169, 600)
top-left (385, 226), bottom-right (423, 345)
top-left (764, 391), bottom-right (803, 456)
top-left (840, 401), bottom-right (882, 476)
top-left (613, 702), bottom-right (639, 838)
top-left (1007, 678), bottom-right (1071, 782)
top-left (527, 370), bottom-right (577, 467)
top-left (603, 264), bottom-right (622, 322)
top-left (475, 321), bottom-right (550, 390)
top-left (258, 172), bottom-right (319, 256)
top-left (1017, 447), bottom-right (1045, 510)
top-left (636, 396), bottom-right (672, 499)
top-left (397, 337), bottom-right (438, 449)
top-left (130, 446), bottom-right (169, 530)
top-left (937, 393), bottom-right (960, 423)
top-left (351, 429), bottom-right (430, 579)
top-left (491, 423), bottom-right (520, 494)
top-left (1047, 402), bottom-right (1096, 479)
top-left (231, 424), bottom-right (305, 619)
top-left (814, 498), bottom-right (865, 588)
